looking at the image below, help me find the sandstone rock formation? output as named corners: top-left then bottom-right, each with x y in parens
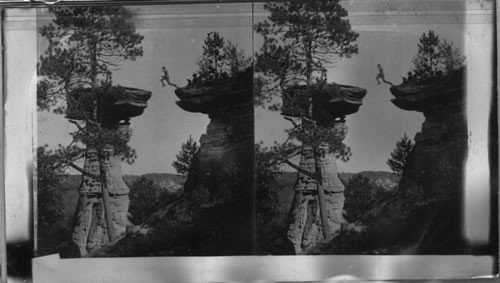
top-left (285, 83), bottom-right (366, 254)
top-left (67, 86), bottom-right (151, 257)
top-left (388, 68), bottom-right (468, 253)
top-left (172, 67), bottom-right (254, 255)
top-left (391, 68), bottom-right (466, 198)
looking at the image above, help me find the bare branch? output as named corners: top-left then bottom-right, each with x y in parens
top-left (283, 160), bottom-right (314, 178)
top-left (68, 162), bottom-right (99, 179)
top-left (68, 120), bottom-right (86, 132)
top-left (284, 116), bottom-right (300, 128)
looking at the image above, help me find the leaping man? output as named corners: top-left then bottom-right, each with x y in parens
top-left (375, 64), bottom-right (394, 86)
top-left (161, 66), bottom-right (179, 88)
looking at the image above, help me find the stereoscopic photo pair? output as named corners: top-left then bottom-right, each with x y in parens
top-left (33, 2), bottom-right (496, 260)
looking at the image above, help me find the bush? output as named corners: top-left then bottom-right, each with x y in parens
top-left (129, 176), bottom-right (159, 224)
top-left (37, 146), bottom-right (70, 256)
top-left (343, 173), bottom-right (394, 223)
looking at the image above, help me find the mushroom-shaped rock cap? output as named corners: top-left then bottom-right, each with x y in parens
top-left (66, 86), bottom-right (152, 122)
top-left (318, 84), bottom-right (367, 116)
top-left (390, 67), bottom-right (465, 112)
top-left (282, 83), bottom-right (367, 120)
top-left (175, 67), bottom-right (253, 114)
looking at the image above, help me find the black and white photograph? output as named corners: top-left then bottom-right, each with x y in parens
top-left (252, 0), bottom-right (493, 255)
top-left (35, 4), bottom-right (254, 257)
top-left (28, 0), bottom-right (497, 268)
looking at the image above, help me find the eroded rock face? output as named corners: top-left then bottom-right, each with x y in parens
top-left (66, 86), bottom-right (152, 124)
top-left (72, 146), bottom-right (130, 255)
top-left (285, 84), bottom-right (366, 254)
top-left (69, 87), bottom-right (151, 257)
top-left (172, 68), bottom-right (254, 255)
top-left (388, 68), bottom-right (468, 253)
top-left (391, 69), bottom-right (466, 199)
top-left (287, 137), bottom-right (348, 254)
top-left (182, 99), bottom-right (254, 198)
top-left (282, 83), bottom-right (366, 123)
top-left (175, 68), bottom-right (253, 195)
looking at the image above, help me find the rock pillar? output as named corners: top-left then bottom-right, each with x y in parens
top-left (72, 124), bottom-right (133, 256)
top-left (287, 124), bottom-right (349, 253)
top-left (173, 67), bottom-right (254, 255)
top-left (67, 86), bottom-right (151, 257)
top-left (283, 84), bottom-right (366, 254)
top-left (182, 96), bottom-right (254, 198)
top-left (389, 68), bottom-right (468, 253)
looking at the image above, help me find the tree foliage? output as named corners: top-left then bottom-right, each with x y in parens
top-left (254, 0), bottom-right (358, 161)
top-left (255, 0), bottom-right (359, 102)
top-left (172, 135), bottom-right (199, 176)
top-left (37, 7), bottom-right (145, 245)
top-left (129, 176), bottom-right (158, 224)
top-left (387, 133), bottom-right (415, 176)
top-left (404, 30), bottom-right (465, 84)
top-left (343, 174), bottom-right (373, 222)
top-left (38, 6), bottom-right (144, 111)
top-left (37, 6), bottom-right (144, 165)
top-left (343, 174), bottom-right (394, 223)
top-left (194, 32), bottom-right (251, 85)
top-left (255, 143), bottom-right (291, 254)
top-left (255, 0), bottom-right (359, 238)
top-left (438, 39), bottom-right (466, 74)
top-left (255, 143), bottom-right (282, 225)
top-left (37, 146), bottom-right (66, 234)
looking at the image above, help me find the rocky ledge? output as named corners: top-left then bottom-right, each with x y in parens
top-left (168, 67), bottom-right (254, 255)
top-left (175, 68), bottom-right (252, 116)
top-left (390, 68), bottom-right (465, 112)
top-left (284, 83), bottom-right (367, 254)
top-left (387, 67), bottom-right (468, 253)
top-left (67, 85), bottom-right (152, 257)
top-left (390, 68), bottom-right (467, 198)
top-left (66, 86), bottom-right (152, 124)
top-left (282, 83), bottom-right (367, 125)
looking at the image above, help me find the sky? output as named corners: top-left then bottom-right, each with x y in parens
top-left (37, 1), bottom-right (467, 175)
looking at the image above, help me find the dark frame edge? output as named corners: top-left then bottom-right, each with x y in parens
top-left (0, 0), bottom-right (268, 8)
top-left (0, 7), bottom-right (6, 283)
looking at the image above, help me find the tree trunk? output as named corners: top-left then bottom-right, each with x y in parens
top-left (303, 37), bottom-right (331, 240)
top-left (89, 39), bottom-right (117, 243)
top-left (312, 144), bottom-right (331, 239)
top-left (97, 148), bottom-right (117, 243)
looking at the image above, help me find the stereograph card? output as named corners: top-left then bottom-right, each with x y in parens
top-left (1, 0), bottom-right (498, 282)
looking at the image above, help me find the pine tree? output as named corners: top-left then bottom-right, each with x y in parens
top-left (438, 39), bottom-right (466, 74)
top-left (37, 6), bottom-right (144, 244)
top-left (223, 41), bottom-right (252, 77)
top-left (37, 146), bottom-right (66, 237)
top-left (255, 0), bottom-right (359, 238)
top-left (195, 32), bottom-right (251, 85)
top-left (405, 30), bottom-right (465, 84)
top-left (255, 1), bottom-right (358, 95)
top-left (172, 135), bottom-right (199, 176)
top-left (387, 133), bottom-right (415, 176)
top-left (412, 30), bottom-right (441, 80)
top-left (38, 7), bottom-right (144, 110)
top-left (197, 32), bottom-right (226, 82)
